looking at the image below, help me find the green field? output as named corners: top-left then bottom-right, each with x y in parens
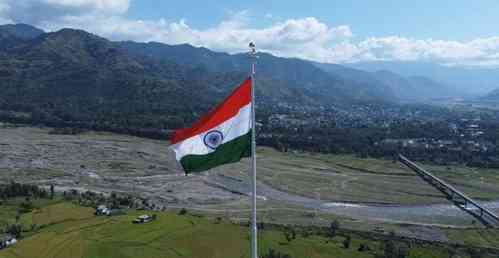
top-left (250, 148), bottom-right (499, 205)
top-left (0, 201), bottom-right (497, 258)
top-left (0, 202), bottom-right (371, 258)
top-left (0, 198), bottom-right (62, 232)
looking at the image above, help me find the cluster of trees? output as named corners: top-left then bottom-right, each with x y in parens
top-left (63, 189), bottom-right (137, 210)
top-left (258, 119), bottom-right (454, 154)
top-left (0, 182), bottom-right (56, 239)
top-left (261, 249), bottom-right (292, 258)
top-left (0, 181), bottom-right (49, 199)
top-left (375, 145), bottom-right (499, 168)
top-left (0, 186), bottom-right (140, 240)
top-left (259, 116), bottom-right (499, 168)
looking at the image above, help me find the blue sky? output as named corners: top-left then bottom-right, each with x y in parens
top-left (127, 0), bottom-right (499, 41)
top-left (1, 0), bottom-right (499, 66)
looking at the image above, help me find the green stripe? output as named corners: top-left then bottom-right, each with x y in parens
top-left (180, 131), bottom-right (251, 173)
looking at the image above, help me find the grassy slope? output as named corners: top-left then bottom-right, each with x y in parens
top-left (0, 198), bottom-right (62, 231)
top-left (0, 202), bottom-right (463, 258)
top-left (445, 228), bottom-right (499, 248)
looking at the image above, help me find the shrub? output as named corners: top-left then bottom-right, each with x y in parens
top-left (178, 208), bottom-right (187, 215)
top-left (284, 227), bottom-right (296, 242)
top-left (19, 201), bottom-right (34, 213)
top-left (358, 243), bottom-right (370, 252)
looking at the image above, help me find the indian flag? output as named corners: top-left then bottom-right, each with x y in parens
top-left (171, 78), bottom-right (252, 173)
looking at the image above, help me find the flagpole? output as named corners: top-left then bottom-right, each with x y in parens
top-left (249, 42), bottom-right (258, 258)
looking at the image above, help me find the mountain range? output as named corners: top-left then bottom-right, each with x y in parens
top-left (349, 61), bottom-right (499, 96)
top-left (313, 62), bottom-right (456, 101)
top-left (483, 88), bottom-right (499, 101)
top-left (0, 23), bottom-right (494, 133)
top-left (0, 24), bottom-right (227, 132)
top-left (118, 41), bottom-right (395, 103)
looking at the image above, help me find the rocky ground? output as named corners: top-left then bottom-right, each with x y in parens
top-left (0, 126), bottom-right (247, 204)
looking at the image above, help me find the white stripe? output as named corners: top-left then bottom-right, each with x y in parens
top-left (171, 103), bottom-right (252, 160)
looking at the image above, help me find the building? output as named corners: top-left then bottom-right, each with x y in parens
top-left (133, 214), bottom-right (154, 224)
top-left (95, 205), bottom-right (110, 216)
top-left (0, 234), bottom-right (17, 249)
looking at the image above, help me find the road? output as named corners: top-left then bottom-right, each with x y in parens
top-left (205, 173), bottom-right (499, 226)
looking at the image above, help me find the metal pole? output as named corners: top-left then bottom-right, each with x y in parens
top-left (249, 42), bottom-right (258, 258)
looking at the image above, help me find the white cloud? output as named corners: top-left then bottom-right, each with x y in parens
top-left (0, 0), bottom-right (129, 25)
top-left (0, 1), bottom-right (12, 24)
top-left (346, 36), bottom-right (499, 66)
top-left (42, 0), bottom-right (130, 14)
top-left (1, 0), bottom-right (499, 67)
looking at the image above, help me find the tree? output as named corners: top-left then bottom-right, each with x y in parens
top-left (6, 224), bottom-right (22, 238)
top-left (284, 227), bottom-right (296, 243)
top-left (447, 247), bottom-right (456, 258)
top-left (19, 200), bottom-right (33, 213)
top-left (384, 240), bottom-right (396, 258)
top-left (398, 244), bottom-right (409, 258)
top-left (50, 184), bottom-right (55, 199)
top-left (284, 231), bottom-right (293, 242)
top-left (468, 248), bottom-right (483, 258)
top-left (329, 219), bottom-right (340, 238)
top-left (343, 235), bottom-right (351, 249)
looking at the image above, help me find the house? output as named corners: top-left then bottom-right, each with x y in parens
top-left (95, 205), bottom-right (110, 216)
top-left (0, 234), bottom-right (17, 249)
top-left (133, 214), bottom-right (154, 224)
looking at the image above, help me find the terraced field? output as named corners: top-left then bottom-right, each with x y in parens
top-left (0, 202), bottom-right (491, 258)
top-left (0, 202), bottom-right (368, 258)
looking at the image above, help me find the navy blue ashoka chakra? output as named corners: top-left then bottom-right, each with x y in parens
top-left (203, 130), bottom-right (224, 149)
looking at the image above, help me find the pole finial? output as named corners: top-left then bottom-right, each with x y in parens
top-left (248, 42), bottom-right (258, 75)
top-left (249, 42), bottom-right (256, 55)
